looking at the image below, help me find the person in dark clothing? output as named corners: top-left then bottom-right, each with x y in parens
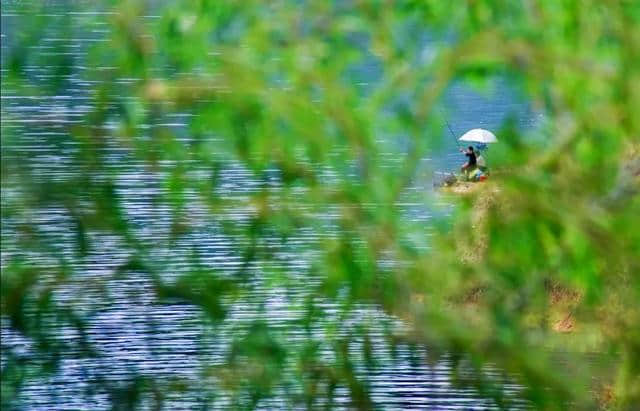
top-left (460, 145), bottom-right (477, 174)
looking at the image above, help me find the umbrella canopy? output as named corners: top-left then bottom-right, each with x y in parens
top-left (458, 128), bottom-right (498, 143)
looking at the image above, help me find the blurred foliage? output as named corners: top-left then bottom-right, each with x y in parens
top-left (2, 0), bottom-right (640, 409)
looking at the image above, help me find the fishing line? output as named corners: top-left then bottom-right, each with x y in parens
top-left (441, 110), bottom-right (461, 148)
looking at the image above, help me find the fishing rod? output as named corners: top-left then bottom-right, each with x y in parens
top-left (441, 110), bottom-right (461, 149)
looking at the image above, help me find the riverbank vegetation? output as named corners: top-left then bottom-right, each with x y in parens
top-left (2, 0), bottom-right (639, 409)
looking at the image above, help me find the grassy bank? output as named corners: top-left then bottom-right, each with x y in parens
top-left (431, 161), bottom-right (639, 409)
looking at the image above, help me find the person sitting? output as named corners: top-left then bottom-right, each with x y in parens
top-left (460, 146), bottom-right (477, 177)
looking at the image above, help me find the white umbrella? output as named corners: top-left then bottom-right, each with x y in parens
top-left (458, 128), bottom-right (498, 143)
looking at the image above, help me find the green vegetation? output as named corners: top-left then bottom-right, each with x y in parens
top-left (2, 0), bottom-right (639, 409)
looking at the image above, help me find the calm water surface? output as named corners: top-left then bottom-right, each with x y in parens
top-left (1, 2), bottom-right (535, 409)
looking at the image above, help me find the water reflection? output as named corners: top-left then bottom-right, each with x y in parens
top-left (1, 2), bottom-right (533, 409)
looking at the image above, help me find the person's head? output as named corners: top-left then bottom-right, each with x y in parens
top-left (468, 146), bottom-right (474, 152)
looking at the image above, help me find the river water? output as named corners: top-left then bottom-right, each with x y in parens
top-left (1, 2), bottom-right (535, 409)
